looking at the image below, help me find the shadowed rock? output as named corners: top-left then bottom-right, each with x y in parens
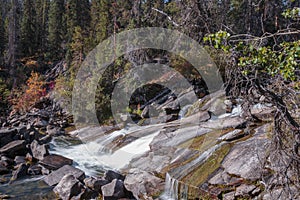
top-left (43, 165), bottom-right (85, 186)
top-left (0, 140), bottom-right (26, 157)
top-left (39, 154), bottom-right (72, 170)
top-left (30, 140), bottom-right (49, 161)
top-left (124, 168), bottom-right (164, 199)
top-left (53, 174), bottom-right (84, 200)
top-left (102, 179), bottom-right (126, 199)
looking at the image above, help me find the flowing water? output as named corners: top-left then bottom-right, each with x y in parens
top-left (178, 104), bottom-right (192, 119)
top-left (50, 124), bottom-right (161, 175)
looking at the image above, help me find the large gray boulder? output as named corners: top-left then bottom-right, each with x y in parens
top-left (53, 174), bottom-right (84, 200)
top-left (84, 177), bottom-right (110, 193)
top-left (0, 128), bottom-right (17, 147)
top-left (0, 140), bottom-right (26, 157)
top-left (43, 165), bottom-right (85, 186)
top-left (221, 125), bottom-right (270, 181)
top-left (30, 140), bottom-right (49, 160)
top-left (101, 179), bottom-right (126, 199)
top-left (124, 168), bottom-right (164, 199)
top-left (39, 154), bottom-right (72, 170)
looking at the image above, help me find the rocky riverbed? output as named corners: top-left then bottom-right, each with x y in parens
top-left (0, 89), bottom-right (299, 200)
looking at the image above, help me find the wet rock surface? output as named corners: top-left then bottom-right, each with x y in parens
top-left (43, 165), bottom-right (85, 186)
top-left (53, 174), bottom-right (85, 200)
top-left (39, 154), bottom-right (73, 170)
top-left (124, 168), bottom-right (164, 199)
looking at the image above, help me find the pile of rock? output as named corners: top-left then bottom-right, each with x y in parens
top-left (0, 96), bottom-right (73, 182)
top-left (1, 97), bottom-right (71, 132)
top-left (44, 166), bottom-right (135, 200)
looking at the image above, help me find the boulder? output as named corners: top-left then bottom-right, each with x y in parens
top-left (235, 184), bottom-right (256, 197)
top-left (201, 117), bottom-right (247, 130)
top-left (41, 165), bottom-right (51, 175)
top-left (84, 177), bottom-right (110, 193)
top-left (46, 125), bottom-right (62, 136)
top-left (33, 118), bottom-right (48, 128)
top-left (222, 137), bottom-right (269, 181)
top-left (14, 156), bottom-right (26, 165)
top-left (53, 174), bottom-right (84, 200)
top-left (124, 168), bottom-right (164, 199)
top-left (43, 165), bottom-right (85, 186)
top-left (101, 179), bottom-right (126, 199)
top-left (39, 154), bottom-right (72, 170)
top-left (0, 128), bottom-right (17, 147)
top-left (223, 191), bottom-right (235, 200)
top-left (208, 170), bottom-right (244, 186)
top-left (0, 140), bottom-right (26, 157)
top-left (30, 140), bottom-right (49, 160)
top-left (70, 187), bottom-right (98, 200)
top-left (11, 163), bottom-right (29, 181)
top-left (27, 165), bottom-right (42, 175)
top-left (104, 170), bottom-right (125, 182)
top-left (250, 103), bottom-right (275, 121)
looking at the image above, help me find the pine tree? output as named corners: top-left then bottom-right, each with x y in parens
top-left (48, 0), bottom-right (65, 60)
top-left (90, 0), bottom-right (101, 46)
top-left (70, 26), bottom-right (84, 66)
top-left (35, 0), bottom-right (50, 54)
top-left (98, 0), bottom-right (111, 42)
top-left (65, 0), bottom-right (90, 63)
top-left (0, 8), bottom-right (6, 65)
top-left (66, 0), bottom-right (90, 43)
top-left (5, 0), bottom-right (21, 88)
top-left (20, 0), bottom-right (37, 57)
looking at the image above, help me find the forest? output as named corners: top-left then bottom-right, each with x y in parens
top-left (0, 0), bottom-right (299, 199)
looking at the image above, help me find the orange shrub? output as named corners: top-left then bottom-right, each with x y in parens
top-left (11, 72), bottom-right (46, 112)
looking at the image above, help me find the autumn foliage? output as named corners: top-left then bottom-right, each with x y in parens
top-left (10, 72), bottom-right (46, 112)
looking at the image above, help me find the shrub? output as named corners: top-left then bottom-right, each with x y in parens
top-left (11, 72), bottom-right (46, 113)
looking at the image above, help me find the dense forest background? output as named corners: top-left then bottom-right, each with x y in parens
top-left (0, 0), bottom-right (299, 117)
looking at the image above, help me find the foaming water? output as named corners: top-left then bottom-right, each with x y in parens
top-left (218, 104), bottom-right (242, 119)
top-left (161, 173), bottom-right (179, 200)
top-left (160, 142), bottom-right (226, 200)
top-left (50, 126), bottom-right (160, 175)
top-left (178, 104), bottom-right (192, 119)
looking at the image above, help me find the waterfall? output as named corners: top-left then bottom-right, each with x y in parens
top-left (97, 129), bottom-right (128, 153)
top-left (161, 173), bottom-right (179, 200)
top-left (178, 104), bottom-right (192, 119)
top-left (161, 173), bottom-right (189, 200)
top-left (160, 142), bottom-right (226, 199)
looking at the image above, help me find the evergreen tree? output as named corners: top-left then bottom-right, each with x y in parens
top-left (35, 0), bottom-right (50, 54)
top-left (48, 0), bottom-right (65, 60)
top-left (0, 8), bottom-right (6, 65)
top-left (98, 0), bottom-right (111, 42)
top-left (90, 0), bottom-right (101, 46)
top-left (66, 0), bottom-right (90, 43)
top-left (6, 0), bottom-right (20, 87)
top-left (20, 0), bottom-right (37, 57)
top-left (65, 0), bottom-right (90, 63)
